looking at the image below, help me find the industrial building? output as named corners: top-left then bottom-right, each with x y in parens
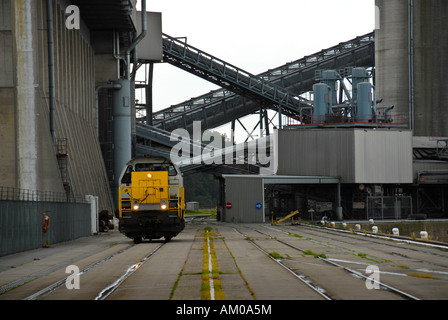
top-left (0, 0), bottom-right (163, 214)
top-left (220, 0), bottom-right (448, 223)
top-left (1, 0), bottom-right (447, 235)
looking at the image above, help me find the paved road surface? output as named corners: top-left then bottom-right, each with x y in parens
top-left (1, 218), bottom-right (447, 302)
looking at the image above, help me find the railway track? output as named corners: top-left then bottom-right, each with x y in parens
top-left (20, 241), bottom-right (168, 300)
top-left (234, 225), bottom-right (420, 300)
top-left (1, 220), bottom-right (447, 301)
top-left (0, 232), bottom-right (179, 300)
top-left (23, 243), bottom-right (137, 300)
top-left (230, 223), bottom-right (448, 300)
top-left (94, 243), bottom-right (165, 300)
top-left (233, 227), bottom-right (332, 300)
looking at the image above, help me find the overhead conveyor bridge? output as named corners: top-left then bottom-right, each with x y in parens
top-left (141, 31), bottom-right (375, 133)
top-left (135, 31), bottom-right (375, 174)
top-left (161, 33), bottom-right (308, 116)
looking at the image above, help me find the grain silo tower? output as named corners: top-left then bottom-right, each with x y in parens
top-left (375, 0), bottom-right (448, 137)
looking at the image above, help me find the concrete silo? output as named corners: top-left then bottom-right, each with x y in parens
top-left (375, 0), bottom-right (448, 137)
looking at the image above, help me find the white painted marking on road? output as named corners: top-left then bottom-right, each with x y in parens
top-left (207, 231), bottom-right (215, 300)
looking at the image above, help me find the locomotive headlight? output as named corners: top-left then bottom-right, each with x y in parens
top-left (133, 200), bottom-right (140, 210)
top-left (147, 173), bottom-right (152, 178)
top-left (160, 199), bottom-right (167, 210)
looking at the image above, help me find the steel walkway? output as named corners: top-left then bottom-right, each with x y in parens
top-left (145, 31), bottom-right (375, 133)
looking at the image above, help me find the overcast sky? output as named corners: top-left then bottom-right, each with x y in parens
top-left (137, 0), bottom-right (375, 138)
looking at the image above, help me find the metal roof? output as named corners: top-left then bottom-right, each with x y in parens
top-left (222, 175), bottom-right (340, 184)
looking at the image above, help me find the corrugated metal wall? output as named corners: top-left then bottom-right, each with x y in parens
top-left (353, 129), bottom-right (413, 183)
top-left (224, 176), bottom-right (264, 223)
top-left (35, 1), bottom-right (114, 212)
top-left (277, 128), bottom-right (413, 184)
top-left (0, 200), bottom-right (91, 257)
top-left (277, 128), bottom-right (355, 181)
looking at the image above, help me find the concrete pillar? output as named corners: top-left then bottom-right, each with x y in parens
top-left (13, 0), bottom-right (38, 191)
top-left (113, 79), bottom-right (132, 190)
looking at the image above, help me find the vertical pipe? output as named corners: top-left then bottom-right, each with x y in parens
top-left (278, 105), bottom-right (282, 129)
top-left (146, 62), bottom-right (154, 125)
top-left (46, 0), bottom-right (55, 143)
top-left (336, 182), bottom-right (342, 220)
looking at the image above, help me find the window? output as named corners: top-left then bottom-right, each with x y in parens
top-left (121, 166), bottom-right (133, 184)
top-left (134, 163), bottom-right (177, 176)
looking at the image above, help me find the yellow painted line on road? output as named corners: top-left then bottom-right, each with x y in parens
top-left (201, 229), bottom-right (225, 300)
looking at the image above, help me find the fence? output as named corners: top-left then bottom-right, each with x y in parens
top-left (0, 188), bottom-right (92, 257)
top-left (366, 196), bottom-right (412, 220)
top-left (0, 186), bottom-right (86, 203)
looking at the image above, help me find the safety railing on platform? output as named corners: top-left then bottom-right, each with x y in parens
top-left (286, 112), bottom-right (408, 127)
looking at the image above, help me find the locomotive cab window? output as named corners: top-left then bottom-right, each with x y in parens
top-left (121, 166), bottom-right (133, 184)
top-left (135, 163), bottom-right (177, 176)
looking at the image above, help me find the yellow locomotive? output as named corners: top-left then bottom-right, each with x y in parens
top-left (117, 156), bottom-right (185, 243)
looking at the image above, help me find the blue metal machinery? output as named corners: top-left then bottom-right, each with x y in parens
top-left (307, 67), bottom-right (406, 127)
